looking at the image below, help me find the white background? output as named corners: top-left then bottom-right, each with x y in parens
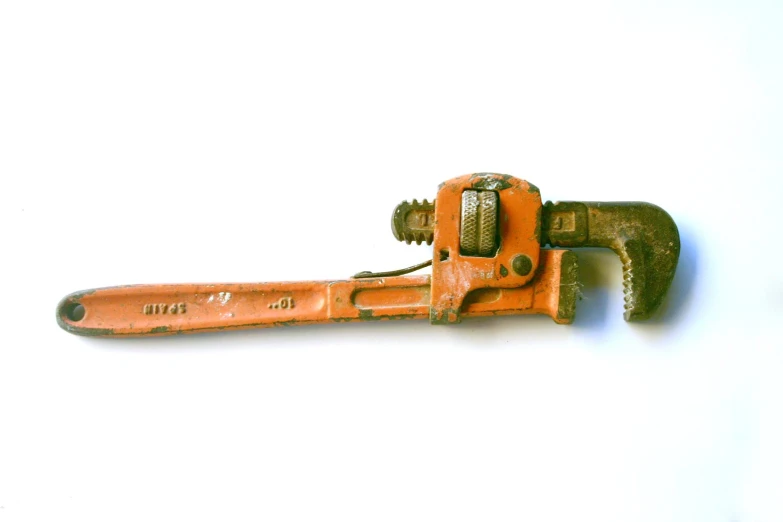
top-left (1, 1), bottom-right (782, 521)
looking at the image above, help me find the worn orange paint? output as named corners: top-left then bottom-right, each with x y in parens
top-left (56, 250), bottom-right (573, 337)
top-left (57, 173), bottom-right (580, 337)
top-left (430, 174), bottom-right (542, 323)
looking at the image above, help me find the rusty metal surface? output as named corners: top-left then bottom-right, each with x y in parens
top-left (56, 173), bottom-right (679, 337)
top-left (392, 180), bottom-right (680, 322)
top-left (541, 201), bottom-right (680, 320)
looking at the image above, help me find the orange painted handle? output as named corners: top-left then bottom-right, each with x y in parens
top-left (57, 250), bottom-right (577, 337)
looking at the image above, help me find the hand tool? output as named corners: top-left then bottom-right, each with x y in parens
top-left (56, 173), bottom-right (680, 337)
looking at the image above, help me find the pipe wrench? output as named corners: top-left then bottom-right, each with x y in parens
top-left (57, 173), bottom-right (680, 337)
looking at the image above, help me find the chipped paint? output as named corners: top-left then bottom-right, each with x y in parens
top-left (55, 174), bottom-right (679, 337)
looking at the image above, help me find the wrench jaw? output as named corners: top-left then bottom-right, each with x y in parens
top-left (543, 201), bottom-right (680, 321)
top-left (393, 177), bottom-right (681, 323)
top-left (615, 205), bottom-right (680, 321)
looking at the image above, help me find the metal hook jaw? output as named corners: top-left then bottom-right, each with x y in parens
top-left (392, 177), bottom-right (680, 322)
top-left (541, 201), bottom-right (680, 321)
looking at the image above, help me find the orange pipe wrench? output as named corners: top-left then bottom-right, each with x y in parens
top-left (57, 174), bottom-right (679, 337)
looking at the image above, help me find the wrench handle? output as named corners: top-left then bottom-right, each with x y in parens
top-left (57, 250), bottom-right (577, 337)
